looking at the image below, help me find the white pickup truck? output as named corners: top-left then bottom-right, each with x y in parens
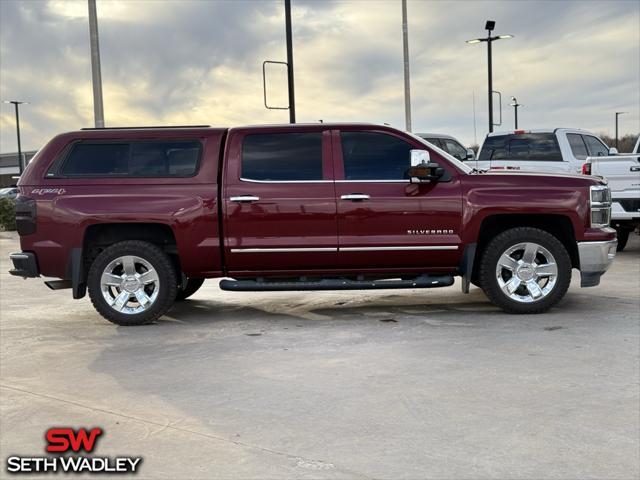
top-left (584, 154), bottom-right (640, 251)
top-left (474, 128), bottom-right (617, 174)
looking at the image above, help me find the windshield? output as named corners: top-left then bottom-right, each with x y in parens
top-left (0, 188), bottom-right (15, 194)
top-left (406, 132), bottom-right (473, 173)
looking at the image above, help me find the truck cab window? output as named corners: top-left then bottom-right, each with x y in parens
top-left (480, 134), bottom-right (561, 161)
top-left (478, 136), bottom-right (508, 161)
top-left (241, 133), bottom-right (323, 181)
top-left (508, 134), bottom-right (561, 161)
top-left (341, 131), bottom-right (413, 180)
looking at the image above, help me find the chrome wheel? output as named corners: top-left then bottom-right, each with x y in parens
top-left (100, 255), bottom-right (160, 315)
top-left (495, 242), bottom-right (558, 303)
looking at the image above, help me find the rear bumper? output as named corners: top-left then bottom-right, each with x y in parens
top-left (9, 252), bottom-right (40, 278)
top-left (577, 240), bottom-right (617, 287)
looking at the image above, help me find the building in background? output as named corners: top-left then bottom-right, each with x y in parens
top-left (0, 151), bottom-right (38, 187)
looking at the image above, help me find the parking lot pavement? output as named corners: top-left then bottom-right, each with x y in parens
top-left (1, 231), bottom-right (638, 480)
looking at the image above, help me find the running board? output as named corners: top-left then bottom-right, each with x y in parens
top-left (219, 275), bottom-right (454, 292)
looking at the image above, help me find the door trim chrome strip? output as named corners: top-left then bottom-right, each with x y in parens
top-left (230, 245), bottom-right (458, 253)
top-left (335, 179), bottom-right (409, 183)
top-left (239, 178), bottom-right (333, 184)
top-left (340, 246), bottom-right (458, 251)
top-left (231, 247), bottom-right (338, 253)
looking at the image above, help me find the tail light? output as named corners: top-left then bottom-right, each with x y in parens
top-left (582, 163), bottom-right (591, 175)
top-left (14, 195), bottom-right (37, 235)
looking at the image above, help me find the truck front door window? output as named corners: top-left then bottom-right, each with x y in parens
top-left (583, 135), bottom-right (609, 157)
top-left (442, 139), bottom-right (467, 161)
top-left (341, 131), bottom-right (413, 180)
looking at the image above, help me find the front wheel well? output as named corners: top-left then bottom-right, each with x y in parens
top-left (471, 214), bottom-right (579, 284)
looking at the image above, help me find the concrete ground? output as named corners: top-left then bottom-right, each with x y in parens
top-left (1, 231), bottom-right (638, 480)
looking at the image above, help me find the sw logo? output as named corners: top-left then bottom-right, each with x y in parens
top-left (46, 427), bottom-right (103, 453)
top-left (5, 427), bottom-right (142, 475)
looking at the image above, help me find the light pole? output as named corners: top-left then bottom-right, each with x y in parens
top-left (401, 0), bottom-right (411, 131)
top-left (284, 0), bottom-right (296, 123)
top-left (2, 100), bottom-right (29, 174)
top-left (466, 21), bottom-right (513, 133)
top-left (88, 0), bottom-right (105, 128)
top-left (615, 111), bottom-right (627, 149)
top-left (510, 96), bottom-right (523, 129)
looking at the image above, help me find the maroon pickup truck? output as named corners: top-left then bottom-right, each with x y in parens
top-left (9, 124), bottom-right (617, 325)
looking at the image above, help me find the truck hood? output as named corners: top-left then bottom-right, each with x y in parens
top-left (470, 170), bottom-right (606, 186)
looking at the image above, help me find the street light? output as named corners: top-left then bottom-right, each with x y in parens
top-left (615, 111), bottom-right (627, 149)
top-left (466, 21), bottom-right (513, 133)
top-left (2, 100), bottom-right (29, 175)
top-left (510, 96), bottom-right (523, 129)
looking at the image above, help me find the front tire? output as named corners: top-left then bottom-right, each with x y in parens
top-left (479, 227), bottom-right (572, 314)
top-left (88, 241), bottom-right (177, 325)
top-left (614, 227), bottom-right (630, 252)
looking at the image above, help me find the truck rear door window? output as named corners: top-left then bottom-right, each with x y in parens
top-left (567, 133), bottom-right (588, 160)
top-left (60, 141), bottom-right (201, 177)
top-left (241, 133), bottom-right (323, 181)
top-left (341, 131), bottom-right (413, 180)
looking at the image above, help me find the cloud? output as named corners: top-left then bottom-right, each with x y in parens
top-left (0, 0), bottom-right (638, 152)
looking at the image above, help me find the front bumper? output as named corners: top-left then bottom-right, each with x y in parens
top-left (577, 240), bottom-right (617, 287)
top-left (9, 252), bottom-right (40, 278)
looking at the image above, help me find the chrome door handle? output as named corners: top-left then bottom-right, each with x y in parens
top-left (341, 194), bottom-right (370, 201)
top-left (230, 195), bottom-right (260, 203)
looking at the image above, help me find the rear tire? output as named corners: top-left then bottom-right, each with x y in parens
top-left (479, 227), bottom-right (572, 314)
top-left (176, 278), bottom-right (205, 301)
top-left (87, 241), bottom-right (177, 326)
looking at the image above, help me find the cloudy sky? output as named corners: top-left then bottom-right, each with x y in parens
top-left (0, 0), bottom-right (638, 152)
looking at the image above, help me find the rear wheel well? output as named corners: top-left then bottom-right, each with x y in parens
top-left (83, 223), bottom-right (180, 280)
top-left (472, 214), bottom-right (578, 284)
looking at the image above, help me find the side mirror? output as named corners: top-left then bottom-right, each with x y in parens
top-left (465, 148), bottom-right (476, 161)
top-left (410, 149), bottom-right (430, 167)
top-left (408, 149), bottom-right (444, 183)
top-left (608, 147), bottom-right (618, 155)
